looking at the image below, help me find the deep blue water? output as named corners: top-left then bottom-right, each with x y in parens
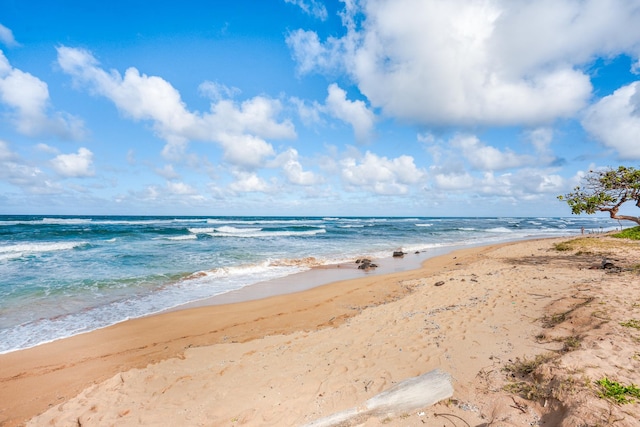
top-left (0, 215), bottom-right (622, 353)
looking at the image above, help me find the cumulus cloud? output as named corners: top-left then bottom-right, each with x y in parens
top-left (166, 181), bottom-right (197, 195)
top-left (582, 81), bottom-right (640, 160)
top-left (51, 147), bottom-right (94, 177)
top-left (290, 96), bottom-right (324, 127)
top-left (35, 143), bottom-right (59, 154)
top-left (56, 46), bottom-right (296, 166)
top-left (198, 81), bottom-right (241, 101)
top-left (133, 182), bottom-right (205, 204)
top-left (219, 133), bottom-right (275, 169)
top-left (526, 128), bottom-right (553, 153)
top-left (424, 129), bottom-right (568, 203)
top-left (325, 83), bottom-right (375, 143)
top-left (289, 85), bottom-right (375, 142)
top-left (0, 24), bottom-right (20, 47)
top-left (0, 140), bottom-right (60, 194)
top-left (451, 134), bottom-right (533, 171)
top-left (272, 148), bottom-right (320, 185)
top-left (340, 151), bottom-right (425, 195)
top-left (286, 29), bottom-right (344, 75)
top-left (523, 127), bottom-right (564, 166)
top-left (430, 165), bottom-right (565, 200)
top-left (0, 50), bottom-right (85, 138)
top-left (431, 170), bottom-right (474, 191)
top-left (284, 0), bottom-right (328, 20)
top-left (155, 164), bottom-right (180, 180)
top-left (479, 169), bottom-right (565, 198)
top-left (287, 0), bottom-right (640, 127)
top-left (229, 171), bottom-right (271, 193)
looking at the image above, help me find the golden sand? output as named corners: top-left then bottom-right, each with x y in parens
top-left (2, 236), bottom-right (640, 426)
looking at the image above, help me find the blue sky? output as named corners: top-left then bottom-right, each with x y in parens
top-left (1, 0), bottom-right (640, 217)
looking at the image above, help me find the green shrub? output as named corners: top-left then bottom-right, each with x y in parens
top-left (597, 377), bottom-right (640, 404)
top-left (611, 226), bottom-right (640, 240)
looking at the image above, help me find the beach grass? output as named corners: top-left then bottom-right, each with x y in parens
top-left (612, 226), bottom-right (640, 240)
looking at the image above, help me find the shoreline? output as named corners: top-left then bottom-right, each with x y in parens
top-left (0, 240), bottom-right (498, 426)
top-left (0, 239), bottom-right (502, 356)
top-left (162, 234), bottom-right (547, 313)
top-left (4, 233), bottom-right (639, 426)
top-left (165, 242), bottom-right (465, 312)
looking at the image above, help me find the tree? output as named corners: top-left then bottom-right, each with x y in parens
top-left (558, 166), bottom-right (640, 226)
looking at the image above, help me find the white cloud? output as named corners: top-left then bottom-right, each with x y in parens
top-left (430, 166), bottom-right (565, 200)
top-left (290, 97), bottom-right (324, 127)
top-left (51, 147), bottom-right (94, 177)
top-left (0, 140), bottom-right (61, 194)
top-left (526, 128), bottom-right (553, 153)
top-left (480, 169), bottom-right (565, 197)
top-left (451, 134), bottom-right (533, 171)
top-left (0, 139), bottom-right (15, 160)
top-left (340, 151), bottom-right (425, 195)
top-left (425, 131), bottom-right (567, 199)
top-left (218, 133), bottom-right (275, 169)
top-left (325, 83), bottom-right (375, 143)
top-left (582, 81), bottom-right (640, 160)
top-left (57, 46), bottom-right (295, 166)
top-left (272, 148), bottom-right (320, 186)
top-left (417, 132), bottom-right (436, 145)
top-left (166, 181), bottom-right (197, 195)
top-left (198, 81), bottom-right (241, 101)
top-left (284, 0), bottom-right (328, 20)
top-left (0, 50), bottom-right (85, 138)
top-left (155, 164), bottom-right (180, 180)
top-left (288, 0), bottom-right (640, 126)
top-left (35, 143), bottom-right (59, 154)
top-left (286, 30), bottom-right (345, 75)
top-left (432, 171), bottom-right (474, 190)
top-left (0, 24), bottom-right (20, 47)
top-left (229, 171), bottom-right (271, 193)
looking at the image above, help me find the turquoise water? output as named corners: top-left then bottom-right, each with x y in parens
top-left (0, 215), bottom-right (621, 353)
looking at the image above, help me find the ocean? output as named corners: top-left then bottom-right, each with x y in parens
top-left (0, 215), bottom-right (621, 354)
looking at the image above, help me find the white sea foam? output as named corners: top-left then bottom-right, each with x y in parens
top-left (206, 218), bottom-right (324, 225)
top-left (487, 227), bottom-right (513, 233)
top-left (0, 241), bottom-right (87, 256)
top-left (0, 260), bottom-right (309, 354)
top-left (188, 261), bottom-right (274, 280)
top-left (166, 235), bottom-right (198, 241)
top-left (208, 229), bottom-right (327, 238)
top-left (214, 226), bottom-right (263, 234)
top-left (0, 253), bottom-right (22, 261)
top-left (188, 227), bottom-right (216, 234)
top-left (41, 218), bottom-right (92, 225)
top-left (416, 223), bottom-right (433, 227)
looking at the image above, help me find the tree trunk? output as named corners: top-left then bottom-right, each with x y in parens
top-left (608, 213), bottom-right (640, 226)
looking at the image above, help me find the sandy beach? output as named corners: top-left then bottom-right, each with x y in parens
top-left (2, 235), bottom-right (640, 426)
